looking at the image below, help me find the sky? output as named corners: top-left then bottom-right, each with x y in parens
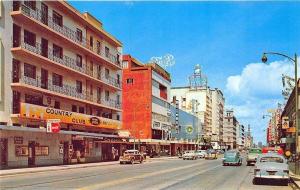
top-left (70, 1), bottom-right (300, 144)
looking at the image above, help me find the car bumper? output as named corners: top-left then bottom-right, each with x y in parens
top-left (254, 175), bottom-right (289, 179)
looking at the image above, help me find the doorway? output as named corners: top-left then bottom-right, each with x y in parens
top-left (41, 3), bottom-right (48, 26)
top-left (28, 141), bottom-right (36, 167)
top-left (13, 24), bottom-right (21, 47)
top-left (41, 38), bottom-right (48, 58)
top-left (63, 142), bottom-right (69, 165)
top-left (0, 138), bottom-right (8, 168)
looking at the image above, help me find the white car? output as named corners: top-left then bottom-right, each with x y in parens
top-left (253, 153), bottom-right (289, 185)
top-left (182, 151), bottom-right (197, 160)
top-left (197, 150), bottom-right (208, 157)
top-left (195, 150), bottom-right (205, 158)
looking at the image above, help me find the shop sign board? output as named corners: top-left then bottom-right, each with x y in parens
top-left (46, 119), bottom-right (61, 133)
top-left (20, 103), bottom-right (121, 130)
top-left (282, 116), bottom-right (289, 129)
top-left (286, 127), bottom-right (296, 133)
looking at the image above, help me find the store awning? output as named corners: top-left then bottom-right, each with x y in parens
top-left (0, 125), bottom-right (128, 139)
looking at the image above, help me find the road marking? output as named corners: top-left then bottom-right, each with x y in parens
top-left (148, 164), bottom-right (222, 190)
top-left (77, 161), bottom-right (219, 190)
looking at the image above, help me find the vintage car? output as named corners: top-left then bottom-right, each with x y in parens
top-left (246, 148), bottom-right (262, 166)
top-left (253, 153), bottom-right (289, 185)
top-left (119, 150), bottom-right (143, 164)
top-left (182, 150), bottom-right (197, 160)
top-left (205, 150), bottom-right (218, 160)
top-left (223, 150), bottom-right (242, 166)
top-left (195, 150), bottom-right (206, 158)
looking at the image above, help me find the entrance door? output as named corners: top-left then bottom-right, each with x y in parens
top-left (41, 3), bottom-right (48, 25)
top-left (0, 138), bottom-right (8, 168)
top-left (13, 24), bottom-right (21, 47)
top-left (63, 142), bottom-right (69, 164)
top-left (41, 68), bottom-right (48, 89)
top-left (28, 141), bottom-right (36, 167)
top-left (41, 38), bottom-right (48, 58)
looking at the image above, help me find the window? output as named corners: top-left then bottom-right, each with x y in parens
top-left (52, 73), bottom-right (63, 87)
top-left (72, 105), bottom-right (77, 112)
top-left (105, 90), bottom-right (109, 101)
top-left (76, 54), bottom-right (82, 67)
top-left (25, 94), bottom-right (42, 105)
top-left (76, 28), bottom-right (82, 42)
top-left (117, 74), bottom-right (120, 84)
top-left (24, 1), bottom-right (36, 10)
top-left (53, 44), bottom-right (63, 59)
top-left (90, 36), bottom-right (93, 48)
top-left (24, 63), bottom-right (36, 79)
top-left (90, 85), bottom-right (93, 95)
top-left (53, 11), bottom-right (63, 27)
top-left (35, 146), bottom-right (49, 156)
top-left (24, 30), bottom-right (36, 47)
top-left (105, 47), bottom-right (109, 57)
top-left (96, 40), bottom-right (101, 54)
top-left (117, 115), bottom-right (120, 121)
top-left (76, 81), bottom-right (82, 93)
top-left (97, 87), bottom-right (101, 103)
top-left (117, 54), bottom-right (120, 63)
top-left (126, 78), bottom-right (134, 84)
top-left (117, 95), bottom-right (120, 104)
top-left (79, 107), bottom-right (85, 114)
top-left (54, 101), bottom-right (60, 109)
top-left (105, 68), bottom-right (109, 79)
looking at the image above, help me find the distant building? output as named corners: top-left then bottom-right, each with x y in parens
top-left (223, 110), bottom-right (238, 150)
top-left (236, 124), bottom-right (245, 149)
top-left (245, 125), bottom-right (253, 149)
top-left (258, 141), bottom-right (263, 148)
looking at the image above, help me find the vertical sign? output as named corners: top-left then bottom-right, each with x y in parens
top-left (46, 119), bottom-right (61, 133)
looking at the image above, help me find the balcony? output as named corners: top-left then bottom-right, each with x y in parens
top-left (12, 75), bottom-right (121, 111)
top-left (12, 40), bottom-right (121, 90)
top-left (11, 4), bottom-right (121, 69)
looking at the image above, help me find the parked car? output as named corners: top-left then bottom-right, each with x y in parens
top-left (197, 150), bottom-right (208, 157)
top-left (183, 150), bottom-right (197, 160)
top-left (247, 148), bottom-right (262, 166)
top-left (223, 150), bottom-right (242, 166)
top-left (253, 153), bottom-right (289, 185)
top-left (119, 150), bottom-right (144, 164)
top-left (195, 150), bottom-right (205, 158)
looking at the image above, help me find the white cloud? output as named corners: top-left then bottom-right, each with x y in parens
top-left (225, 59), bottom-right (295, 143)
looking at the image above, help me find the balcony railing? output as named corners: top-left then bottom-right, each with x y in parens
top-left (14, 40), bottom-right (121, 89)
top-left (13, 74), bottom-right (121, 110)
top-left (16, 4), bottom-right (121, 68)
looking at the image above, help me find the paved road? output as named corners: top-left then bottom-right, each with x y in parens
top-left (0, 158), bottom-right (292, 190)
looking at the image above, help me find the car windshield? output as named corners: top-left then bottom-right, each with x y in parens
top-left (249, 149), bottom-right (261, 154)
top-left (225, 152), bottom-right (236, 157)
top-left (260, 156), bottom-right (284, 163)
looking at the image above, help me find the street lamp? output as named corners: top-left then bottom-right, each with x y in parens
top-left (261, 52), bottom-right (298, 174)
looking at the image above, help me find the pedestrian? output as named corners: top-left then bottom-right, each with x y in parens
top-left (76, 150), bottom-right (81, 163)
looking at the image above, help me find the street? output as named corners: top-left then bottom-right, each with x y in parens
top-left (0, 158), bottom-right (292, 190)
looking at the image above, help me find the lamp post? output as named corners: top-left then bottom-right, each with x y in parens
top-left (261, 52), bottom-right (298, 174)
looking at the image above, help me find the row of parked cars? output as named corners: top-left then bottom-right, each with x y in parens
top-left (181, 149), bottom-right (223, 160)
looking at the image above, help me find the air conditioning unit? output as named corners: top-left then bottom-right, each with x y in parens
top-left (43, 96), bottom-right (55, 107)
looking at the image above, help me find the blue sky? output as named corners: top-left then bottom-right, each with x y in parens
top-left (70, 1), bottom-right (300, 143)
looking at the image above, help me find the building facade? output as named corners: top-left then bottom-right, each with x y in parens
top-left (223, 109), bottom-right (237, 150)
top-left (0, 1), bottom-right (125, 168)
top-left (211, 88), bottom-right (225, 148)
top-left (122, 55), bottom-right (173, 156)
top-left (236, 124), bottom-right (245, 149)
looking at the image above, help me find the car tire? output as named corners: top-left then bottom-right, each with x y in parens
top-left (246, 161), bottom-right (250, 166)
top-left (140, 159), bottom-right (143, 164)
top-left (131, 159), bottom-right (134, 165)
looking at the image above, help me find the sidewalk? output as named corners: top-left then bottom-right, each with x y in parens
top-left (0, 156), bottom-right (178, 177)
top-left (290, 171), bottom-right (300, 190)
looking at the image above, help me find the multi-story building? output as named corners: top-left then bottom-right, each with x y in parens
top-left (170, 87), bottom-right (212, 140)
top-left (122, 55), bottom-right (172, 156)
top-left (245, 125), bottom-right (253, 149)
top-left (211, 88), bottom-right (225, 149)
top-left (0, 1), bottom-right (124, 168)
top-left (223, 109), bottom-right (237, 150)
top-left (236, 124), bottom-right (245, 149)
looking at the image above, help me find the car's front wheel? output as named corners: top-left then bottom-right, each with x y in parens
top-left (130, 159), bottom-right (134, 164)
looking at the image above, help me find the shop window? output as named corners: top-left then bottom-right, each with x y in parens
top-left (52, 73), bottom-right (63, 87)
top-left (24, 63), bottom-right (36, 79)
top-left (53, 11), bottom-right (63, 27)
top-left (79, 107), bottom-right (84, 114)
top-left (24, 30), bottom-right (36, 47)
top-left (76, 54), bottom-right (82, 67)
top-left (72, 105), bottom-right (77, 112)
top-left (15, 145), bottom-right (28, 156)
top-left (53, 44), bottom-right (63, 59)
top-left (54, 101), bottom-right (60, 109)
top-left (24, 1), bottom-right (36, 10)
top-left (76, 81), bottom-right (82, 93)
top-left (76, 28), bottom-right (82, 42)
top-left (35, 146), bottom-right (49, 156)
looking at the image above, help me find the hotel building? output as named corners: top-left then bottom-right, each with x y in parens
top-left (0, 1), bottom-right (125, 168)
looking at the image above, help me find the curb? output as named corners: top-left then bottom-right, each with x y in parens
top-left (0, 158), bottom-right (171, 177)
